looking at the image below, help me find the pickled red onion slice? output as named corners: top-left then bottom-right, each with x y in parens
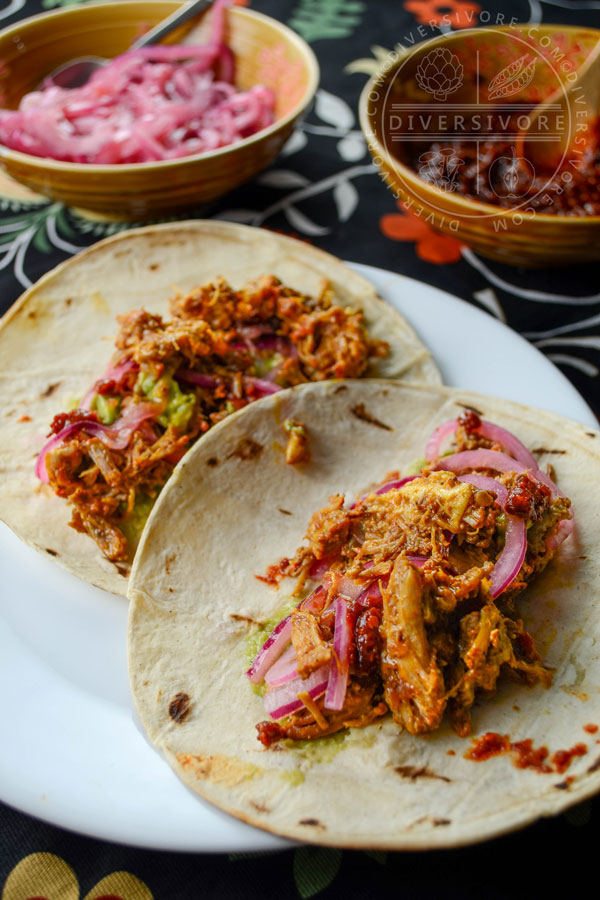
top-left (435, 448), bottom-right (530, 476)
top-left (246, 615), bottom-right (292, 685)
top-left (459, 473), bottom-right (525, 597)
top-left (489, 514), bottom-right (527, 598)
top-left (175, 370), bottom-right (219, 388)
top-left (458, 473), bottom-right (509, 507)
top-left (263, 666), bottom-right (329, 720)
top-left (324, 596), bottom-right (351, 711)
top-left (243, 376), bottom-right (282, 395)
top-left (247, 585), bottom-right (327, 685)
top-left (425, 418), bottom-right (538, 469)
top-left (375, 474), bottom-right (420, 495)
top-left (35, 401), bottom-right (159, 482)
top-left (264, 644), bottom-right (298, 687)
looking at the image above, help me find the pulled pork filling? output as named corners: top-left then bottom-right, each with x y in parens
top-left (39, 275), bottom-right (387, 561)
top-left (250, 411), bottom-right (572, 745)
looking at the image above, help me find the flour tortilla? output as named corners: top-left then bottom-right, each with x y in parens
top-left (0, 221), bottom-right (440, 596)
top-left (127, 379), bottom-right (600, 849)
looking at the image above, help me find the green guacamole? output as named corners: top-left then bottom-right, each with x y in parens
top-left (119, 493), bottom-right (157, 550)
top-left (91, 393), bottom-right (121, 425)
top-left (137, 371), bottom-right (195, 430)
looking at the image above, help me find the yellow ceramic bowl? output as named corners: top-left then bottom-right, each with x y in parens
top-left (359, 25), bottom-right (600, 267)
top-left (0, 2), bottom-right (319, 218)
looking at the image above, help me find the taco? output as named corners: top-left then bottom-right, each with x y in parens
top-left (0, 221), bottom-right (439, 596)
top-left (127, 380), bottom-right (600, 849)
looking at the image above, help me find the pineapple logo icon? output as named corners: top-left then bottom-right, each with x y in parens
top-left (415, 48), bottom-right (464, 101)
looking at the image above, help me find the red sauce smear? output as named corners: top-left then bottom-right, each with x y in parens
top-left (583, 723), bottom-right (599, 735)
top-left (465, 732), bottom-right (587, 775)
top-left (551, 744), bottom-right (587, 775)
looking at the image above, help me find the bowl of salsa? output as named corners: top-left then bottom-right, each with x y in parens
top-left (359, 25), bottom-right (600, 266)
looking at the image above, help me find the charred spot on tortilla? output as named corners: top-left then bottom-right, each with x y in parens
top-left (350, 403), bottom-right (393, 431)
top-left (298, 818), bottom-right (326, 829)
top-left (334, 384), bottom-right (349, 394)
top-left (394, 766), bottom-right (451, 783)
top-left (554, 780), bottom-right (572, 790)
top-left (206, 457), bottom-right (219, 467)
top-left (532, 447), bottom-right (567, 455)
top-left (40, 382), bottom-right (61, 399)
top-left (229, 613), bottom-right (264, 627)
top-left (250, 800), bottom-right (270, 813)
top-left (113, 563), bottom-right (129, 577)
top-left (455, 402), bottom-right (484, 416)
top-left (228, 438), bottom-right (264, 461)
top-left (165, 552), bottom-right (176, 575)
top-left (149, 263), bottom-right (160, 271)
top-left (279, 508), bottom-right (293, 516)
top-left (45, 548), bottom-right (59, 557)
top-left (168, 692), bottom-right (191, 724)
top-left (586, 755), bottom-right (600, 774)
top-left (586, 432), bottom-right (597, 438)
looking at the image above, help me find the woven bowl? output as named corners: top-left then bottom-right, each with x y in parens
top-left (359, 25), bottom-right (600, 267)
top-left (0, 2), bottom-right (319, 218)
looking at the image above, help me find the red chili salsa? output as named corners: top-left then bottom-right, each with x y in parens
top-left (406, 111), bottom-right (600, 216)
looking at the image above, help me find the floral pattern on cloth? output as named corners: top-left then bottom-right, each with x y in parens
top-left (403, 0), bottom-right (481, 29)
top-left (2, 853), bottom-right (152, 900)
top-left (380, 199), bottom-right (464, 263)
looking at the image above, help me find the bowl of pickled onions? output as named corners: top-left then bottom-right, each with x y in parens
top-left (0, 1), bottom-right (319, 217)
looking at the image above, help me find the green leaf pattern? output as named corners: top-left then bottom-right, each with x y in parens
top-left (293, 847), bottom-right (343, 898)
top-left (288, 0), bottom-right (366, 42)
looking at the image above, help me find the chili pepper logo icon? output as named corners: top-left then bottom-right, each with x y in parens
top-left (489, 149), bottom-right (536, 199)
top-left (488, 55), bottom-right (537, 100)
top-left (417, 148), bottom-right (464, 192)
top-left (415, 48), bottom-right (464, 101)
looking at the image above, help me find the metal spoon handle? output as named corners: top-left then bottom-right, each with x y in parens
top-left (129, 0), bottom-right (215, 50)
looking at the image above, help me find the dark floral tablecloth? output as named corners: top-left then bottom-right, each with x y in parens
top-left (1, 0), bottom-right (600, 897)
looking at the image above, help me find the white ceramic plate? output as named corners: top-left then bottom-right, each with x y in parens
top-left (0, 263), bottom-right (595, 853)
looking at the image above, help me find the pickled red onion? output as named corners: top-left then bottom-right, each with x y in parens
top-left (263, 666), bottom-right (329, 720)
top-left (35, 401), bottom-right (159, 483)
top-left (425, 417), bottom-right (538, 469)
top-left (0, 0), bottom-right (275, 164)
top-left (458, 473), bottom-right (525, 597)
top-left (324, 596), bottom-right (351, 711)
top-left (246, 616), bottom-right (292, 685)
top-left (264, 644), bottom-right (298, 687)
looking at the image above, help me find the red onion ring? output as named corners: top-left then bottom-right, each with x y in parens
top-left (425, 418), bottom-right (538, 469)
top-left (459, 473), bottom-right (525, 597)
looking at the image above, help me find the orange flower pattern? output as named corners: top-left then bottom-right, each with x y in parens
top-left (2, 853), bottom-right (153, 900)
top-left (404, 0), bottom-right (480, 30)
top-left (380, 200), bottom-right (464, 264)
